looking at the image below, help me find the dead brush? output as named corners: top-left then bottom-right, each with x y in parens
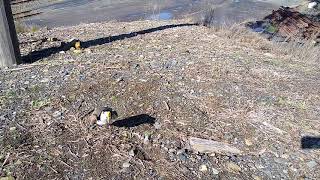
top-left (272, 37), bottom-right (320, 63)
top-left (208, 22), bottom-right (320, 63)
top-left (201, 7), bottom-right (215, 27)
top-left (212, 22), bottom-right (273, 50)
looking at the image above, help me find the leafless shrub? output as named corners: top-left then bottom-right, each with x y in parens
top-left (201, 8), bottom-right (215, 27)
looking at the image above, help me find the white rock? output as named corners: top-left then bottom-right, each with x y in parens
top-left (308, 2), bottom-right (317, 9)
top-left (122, 162), bottom-right (131, 168)
top-left (40, 78), bottom-right (50, 83)
top-left (189, 137), bottom-right (242, 154)
top-left (226, 162), bottom-right (242, 173)
top-left (306, 160), bottom-right (318, 169)
top-left (212, 167), bottom-right (220, 175)
top-left (199, 164), bottom-right (208, 172)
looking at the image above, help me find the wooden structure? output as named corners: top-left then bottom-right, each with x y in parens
top-left (0, 0), bottom-right (21, 67)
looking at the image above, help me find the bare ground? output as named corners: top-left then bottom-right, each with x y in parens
top-left (1, 20), bottom-right (320, 179)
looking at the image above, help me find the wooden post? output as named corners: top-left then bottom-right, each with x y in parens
top-left (0, 0), bottom-right (21, 67)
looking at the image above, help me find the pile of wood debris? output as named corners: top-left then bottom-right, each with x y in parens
top-left (248, 7), bottom-right (320, 42)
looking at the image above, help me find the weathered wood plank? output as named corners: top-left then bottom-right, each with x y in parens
top-left (0, 0), bottom-right (21, 67)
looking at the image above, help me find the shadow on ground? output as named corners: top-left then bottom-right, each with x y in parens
top-left (22, 23), bottom-right (197, 63)
top-left (301, 136), bottom-right (320, 149)
top-left (111, 114), bottom-right (155, 128)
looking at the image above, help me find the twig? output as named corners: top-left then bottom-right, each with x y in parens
top-left (48, 165), bottom-right (58, 173)
top-left (58, 159), bottom-right (73, 169)
top-left (163, 101), bottom-right (170, 111)
top-left (2, 153), bottom-right (10, 167)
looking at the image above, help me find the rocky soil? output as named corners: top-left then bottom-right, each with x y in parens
top-left (1, 20), bottom-right (320, 179)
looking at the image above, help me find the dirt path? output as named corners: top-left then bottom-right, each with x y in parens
top-left (1, 20), bottom-right (320, 179)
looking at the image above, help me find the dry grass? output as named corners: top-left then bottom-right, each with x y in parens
top-left (205, 20), bottom-right (320, 63)
top-left (15, 21), bottom-right (39, 33)
top-left (273, 38), bottom-right (320, 63)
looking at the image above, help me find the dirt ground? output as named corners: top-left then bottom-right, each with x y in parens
top-left (1, 20), bottom-right (320, 179)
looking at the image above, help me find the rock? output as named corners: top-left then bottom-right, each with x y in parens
top-left (84, 49), bottom-right (92, 54)
top-left (116, 77), bottom-right (124, 83)
top-left (122, 161), bottom-right (131, 168)
top-left (264, 53), bottom-right (275, 58)
top-left (40, 78), bottom-right (50, 83)
top-left (52, 111), bottom-right (62, 118)
top-left (199, 164), bottom-right (208, 172)
top-left (129, 149), bottom-right (135, 157)
top-left (144, 133), bottom-right (150, 144)
top-left (245, 139), bottom-right (253, 146)
top-left (308, 2), bottom-right (317, 9)
top-left (44, 107), bottom-right (53, 112)
top-left (89, 114), bottom-right (97, 125)
top-left (252, 175), bottom-right (262, 180)
top-left (306, 160), bottom-right (318, 169)
top-left (154, 121), bottom-right (161, 129)
top-left (9, 127), bottom-right (16, 131)
top-left (212, 167), bottom-right (220, 175)
top-left (178, 152), bottom-right (188, 161)
top-left (281, 154), bottom-right (289, 159)
top-left (226, 162), bottom-right (242, 173)
top-left (189, 137), bottom-right (242, 155)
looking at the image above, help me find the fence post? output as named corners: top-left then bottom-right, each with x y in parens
top-left (0, 0), bottom-right (21, 67)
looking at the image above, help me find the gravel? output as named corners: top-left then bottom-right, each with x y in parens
top-left (0, 19), bottom-right (320, 179)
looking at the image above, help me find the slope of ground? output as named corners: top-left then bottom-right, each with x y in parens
top-left (1, 20), bottom-right (320, 179)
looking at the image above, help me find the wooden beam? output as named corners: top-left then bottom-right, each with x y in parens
top-left (0, 0), bottom-right (21, 67)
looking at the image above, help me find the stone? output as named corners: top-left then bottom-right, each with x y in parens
top-left (40, 78), bottom-right (50, 83)
top-left (129, 149), bottom-right (135, 157)
top-left (89, 114), bottom-right (97, 125)
top-left (252, 175), bottom-right (262, 180)
top-left (212, 167), bottom-right (220, 175)
top-left (52, 111), bottom-right (62, 118)
top-left (308, 2), bottom-right (317, 9)
top-left (84, 49), bottom-right (92, 54)
top-left (226, 162), bottom-right (242, 173)
top-left (154, 121), bottom-right (162, 129)
top-left (122, 162), bottom-right (131, 168)
top-left (178, 152), bottom-right (188, 161)
top-left (189, 137), bottom-right (242, 155)
top-left (306, 160), bottom-right (318, 169)
top-left (199, 164), bottom-right (208, 172)
top-left (245, 139), bottom-right (253, 146)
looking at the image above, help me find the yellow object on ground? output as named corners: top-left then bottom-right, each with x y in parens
top-left (75, 41), bottom-right (81, 50)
